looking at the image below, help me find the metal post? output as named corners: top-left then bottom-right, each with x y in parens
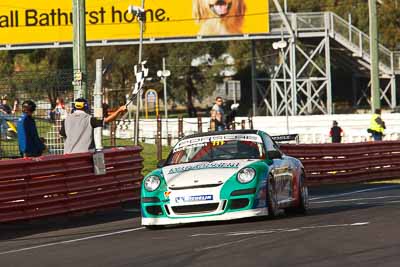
top-left (134, 0), bottom-right (145, 145)
top-left (197, 115), bottom-right (202, 133)
top-left (94, 59), bottom-right (103, 150)
top-left (178, 116), bottom-right (184, 139)
top-left (93, 59), bottom-right (106, 175)
top-left (289, 41), bottom-right (297, 116)
top-left (348, 13), bottom-right (352, 43)
top-left (162, 57), bottom-right (169, 138)
top-left (368, 0), bottom-right (380, 111)
top-left (279, 24), bottom-right (290, 133)
top-left (251, 40), bottom-right (257, 116)
top-left (72, 0), bottom-right (88, 100)
top-left (325, 36), bottom-right (333, 114)
top-left (282, 47), bottom-right (289, 134)
top-left (391, 76), bottom-right (397, 108)
top-left (156, 115), bottom-right (162, 161)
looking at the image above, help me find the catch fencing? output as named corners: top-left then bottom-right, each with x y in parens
top-left (281, 141), bottom-right (400, 186)
top-left (0, 146), bottom-right (143, 223)
top-left (0, 69), bottom-right (129, 159)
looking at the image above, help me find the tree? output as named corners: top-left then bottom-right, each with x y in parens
top-left (11, 49), bottom-right (73, 108)
top-left (165, 42), bottom-right (227, 116)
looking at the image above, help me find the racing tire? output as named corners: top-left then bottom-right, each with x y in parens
top-left (295, 174), bottom-right (309, 214)
top-left (267, 175), bottom-right (279, 218)
top-left (286, 173), bottom-right (309, 215)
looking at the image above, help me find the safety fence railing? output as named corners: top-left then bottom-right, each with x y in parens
top-left (280, 141), bottom-right (400, 186)
top-left (0, 146), bottom-right (143, 223)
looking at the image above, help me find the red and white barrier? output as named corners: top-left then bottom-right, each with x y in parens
top-left (0, 146), bottom-right (143, 223)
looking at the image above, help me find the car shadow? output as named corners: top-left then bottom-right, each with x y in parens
top-left (0, 205), bottom-right (141, 241)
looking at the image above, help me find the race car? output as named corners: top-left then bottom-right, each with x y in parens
top-left (141, 129), bottom-right (308, 229)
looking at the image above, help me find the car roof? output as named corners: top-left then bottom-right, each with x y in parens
top-left (181, 129), bottom-right (261, 140)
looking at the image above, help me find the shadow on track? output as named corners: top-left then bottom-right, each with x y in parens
top-left (0, 203), bottom-right (141, 241)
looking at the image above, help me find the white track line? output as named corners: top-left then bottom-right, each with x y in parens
top-left (311, 195), bottom-right (400, 204)
top-left (310, 185), bottom-right (400, 201)
top-left (0, 227), bottom-right (145, 256)
top-left (191, 222), bottom-right (369, 237)
top-left (195, 237), bottom-right (257, 252)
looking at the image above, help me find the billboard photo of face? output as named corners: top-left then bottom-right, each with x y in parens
top-left (193, 0), bottom-right (246, 36)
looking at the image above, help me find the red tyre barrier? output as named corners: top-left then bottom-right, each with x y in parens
top-left (281, 141), bottom-right (400, 186)
top-left (0, 146), bottom-right (143, 223)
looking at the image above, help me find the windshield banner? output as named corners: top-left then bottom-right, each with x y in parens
top-left (174, 134), bottom-right (263, 152)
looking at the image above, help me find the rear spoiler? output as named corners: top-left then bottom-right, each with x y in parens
top-left (271, 134), bottom-right (299, 143)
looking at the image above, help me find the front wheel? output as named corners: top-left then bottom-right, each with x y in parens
top-left (267, 175), bottom-right (279, 218)
top-left (295, 174), bottom-right (309, 214)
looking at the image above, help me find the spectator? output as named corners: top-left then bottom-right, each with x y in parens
top-left (209, 109), bottom-right (217, 131)
top-left (211, 96), bottom-right (225, 123)
top-left (215, 111), bottom-right (225, 131)
top-left (329, 120), bottom-right (344, 143)
top-left (0, 95), bottom-right (12, 114)
top-left (0, 95), bottom-right (13, 140)
top-left (60, 98), bottom-right (127, 154)
top-left (49, 97), bottom-right (66, 121)
top-left (17, 100), bottom-right (46, 157)
top-left (210, 109), bottom-right (224, 131)
top-left (368, 108), bottom-right (386, 141)
top-left (54, 97), bottom-right (67, 119)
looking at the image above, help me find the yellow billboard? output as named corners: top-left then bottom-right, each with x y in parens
top-left (0, 0), bottom-right (269, 45)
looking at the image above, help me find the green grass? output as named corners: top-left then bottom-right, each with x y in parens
top-left (140, 143), bottom-right (171, 175)
top-left (102, 138), bottom-right (171, 175)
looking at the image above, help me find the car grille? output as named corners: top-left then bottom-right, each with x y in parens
top-left (171, 203), bottom-right (219, 214)
top-left (169, 183), bottom-right (223, 190)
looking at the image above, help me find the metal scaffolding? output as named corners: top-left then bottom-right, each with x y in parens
top-left (258, 12), bottom-right (398, 115)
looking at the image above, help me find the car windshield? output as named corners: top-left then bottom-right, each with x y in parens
top-left (166, 133), bottom-right (265, 165)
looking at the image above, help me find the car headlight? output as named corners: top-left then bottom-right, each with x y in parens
top-left (144, 176), bottom-right (161, 192)
top-left (237, 168), bottom-right (256, 184)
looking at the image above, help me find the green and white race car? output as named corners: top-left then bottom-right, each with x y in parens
top-left (141, 130), bottom-right (308, 229)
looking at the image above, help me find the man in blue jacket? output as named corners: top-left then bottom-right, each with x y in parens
top-left (17, 100), bottom-right (45, 157)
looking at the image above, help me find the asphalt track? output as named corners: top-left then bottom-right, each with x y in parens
top-left (1, 182), bottom-right (400, 267)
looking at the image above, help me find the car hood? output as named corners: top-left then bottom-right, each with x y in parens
top-left (162, 159), bottom-right (258, 188)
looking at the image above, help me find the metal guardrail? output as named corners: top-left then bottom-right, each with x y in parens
top-left (0, 146), bottom-right (143, 223)
top-left (281, 141), bottom-right (400, 186)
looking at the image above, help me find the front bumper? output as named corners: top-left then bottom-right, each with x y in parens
top-left (141, 207), bottom-right (269, 226)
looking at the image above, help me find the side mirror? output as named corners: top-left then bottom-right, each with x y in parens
top-left (157, 159), bottom-right (166, 168)
top-left (267, 150), bottom-right (282, 160)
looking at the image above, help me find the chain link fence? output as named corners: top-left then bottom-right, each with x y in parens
top-left (0, 70), bottom-right (72, 158)
top-left (0, 69), bottom-right (132, 159)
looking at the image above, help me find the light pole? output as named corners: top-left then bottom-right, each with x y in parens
top-left (272, 33), bottom-right (289, 134)
top-left (368, 0), bottom-right (380, 111)
top-left (157, 57), bottom-right (171, 138)
top-left (128, 1), bottom-right (145, 145)
top-left (72, 0), bottom-right (88, 100)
